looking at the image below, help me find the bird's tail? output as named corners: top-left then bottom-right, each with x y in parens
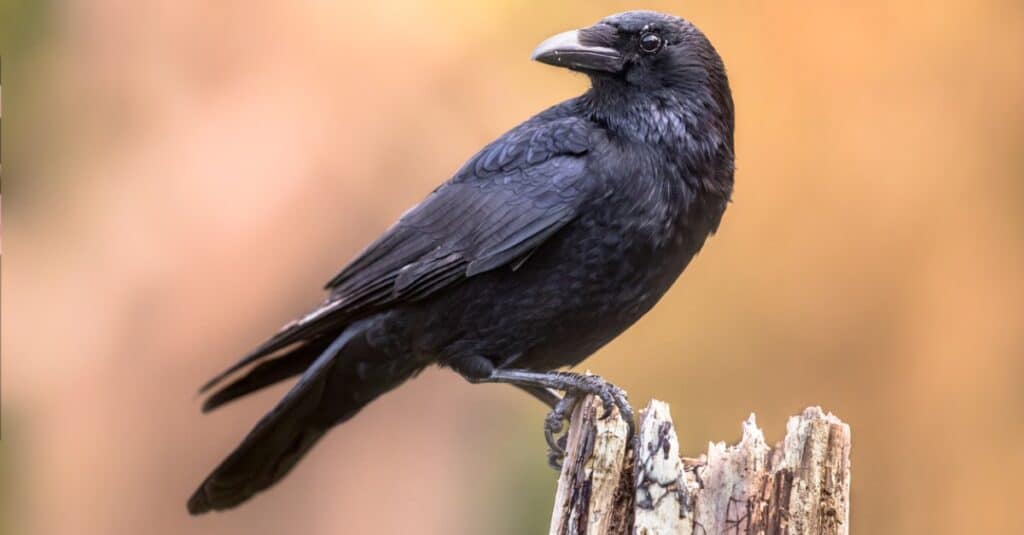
top-left (188, 319), bottom-right (418, 515)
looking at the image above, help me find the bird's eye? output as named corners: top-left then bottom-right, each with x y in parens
top-left (639, 33), bottom-right (663, 54)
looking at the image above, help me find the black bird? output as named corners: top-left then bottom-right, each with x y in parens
top-left (189, 10), bottom-right (734, 515)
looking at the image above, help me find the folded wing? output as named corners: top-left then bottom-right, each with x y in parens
top-left (200, 114), bottom-right (598, 392)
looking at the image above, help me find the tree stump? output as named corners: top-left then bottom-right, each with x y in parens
top-left (548, 397), bottom-right (851, 535)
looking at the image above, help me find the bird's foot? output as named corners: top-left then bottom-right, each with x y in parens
top-left (547, 371), bottom-right (635, 438)
top-left (542, 374), bottom-right (634, 469)
top-left (480, 368), bottom-right (635, 468)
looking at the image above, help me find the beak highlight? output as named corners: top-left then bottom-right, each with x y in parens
top-left (531, 29), bottom-right (623, 73)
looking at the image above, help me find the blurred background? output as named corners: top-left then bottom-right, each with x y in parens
top-left (3, 0), bottom-right (1024, 533)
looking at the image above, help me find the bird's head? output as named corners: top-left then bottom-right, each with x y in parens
top-left (534, 12), bottom-right (733, 153)
top-left (532, 11), bottom-right (726, 94)
top-left (533, 10), bottom-right (734, 193)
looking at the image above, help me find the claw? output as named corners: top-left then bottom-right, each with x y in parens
top-left (547, 434), bottom-right (568, 469)
top-left (547, 449), bottom-right (563, 470)
top-left (590, 381), bottom-right (631, 432)
top-left (544, 417), bottom-right (564, 454)
top-left (543, 393), bottom-right (578, 467)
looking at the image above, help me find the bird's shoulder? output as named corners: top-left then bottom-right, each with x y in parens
top-left (451, 100), bottom-right (602, 184)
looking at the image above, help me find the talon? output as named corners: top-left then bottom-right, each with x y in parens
top-left (543, 392), bottom-right (577, 456)
top-left (544, 420), bottom-right (564, 454)
top-left (547, 449), bottom-right (563, 470)
top-left (546, 433), bottom-right (568, 470)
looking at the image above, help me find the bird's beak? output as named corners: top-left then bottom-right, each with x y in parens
top-left (531, 25), bottom-right (623, 73)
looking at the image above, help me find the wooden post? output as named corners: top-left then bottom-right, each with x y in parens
top-left (549, 398), bottom-right (851, 535)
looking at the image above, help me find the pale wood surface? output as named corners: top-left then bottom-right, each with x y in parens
top-left (550, 398), bottom-right (851, 535)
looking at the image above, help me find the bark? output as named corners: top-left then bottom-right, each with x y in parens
top-left (548, 396), bottom-right (633, 535)
top-left (549, 398), bottom-right (851, 535)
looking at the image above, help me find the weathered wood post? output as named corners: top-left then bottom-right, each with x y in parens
top-left (548, 397), bottom-right (851, 535)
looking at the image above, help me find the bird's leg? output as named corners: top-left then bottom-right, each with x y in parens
top-left (514, 384), bottom-right (562, 409)
top-left (481, 369), bottom-right (635, 459)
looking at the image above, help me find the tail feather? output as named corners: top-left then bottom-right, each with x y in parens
top-left (198, 304), bottom-right (350, 395)
top-left (201, 337), bottom-right (332, 413)
top-left (189, 325), bottom-right (357, 515)
top-left (189, 319), bottom-right (417, 515)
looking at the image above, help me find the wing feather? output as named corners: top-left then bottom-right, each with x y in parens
top-left (201, 113), bottom-right (598, 392)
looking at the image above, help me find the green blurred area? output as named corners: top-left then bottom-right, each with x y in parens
top-left (3, 1), bottom-right (1023, 534)
top-left (1, 413), bottom-right (20, 535)
top-left (0, 0), bottom-right (51, 52)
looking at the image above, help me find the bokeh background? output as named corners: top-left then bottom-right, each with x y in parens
top-left (3, 1), bottom-right (1024, 534)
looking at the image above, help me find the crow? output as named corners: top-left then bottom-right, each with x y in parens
top-left (189, 10), bottom-right (734, 515)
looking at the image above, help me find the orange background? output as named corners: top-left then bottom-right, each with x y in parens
top-left (3, 1), bottom-right (1023, 534)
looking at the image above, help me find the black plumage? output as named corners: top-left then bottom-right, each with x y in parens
top-left (189, 10), bottom-right (734, 515)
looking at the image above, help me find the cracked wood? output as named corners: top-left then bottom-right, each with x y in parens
top-left (549, 399), bottom-right (851, 535)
